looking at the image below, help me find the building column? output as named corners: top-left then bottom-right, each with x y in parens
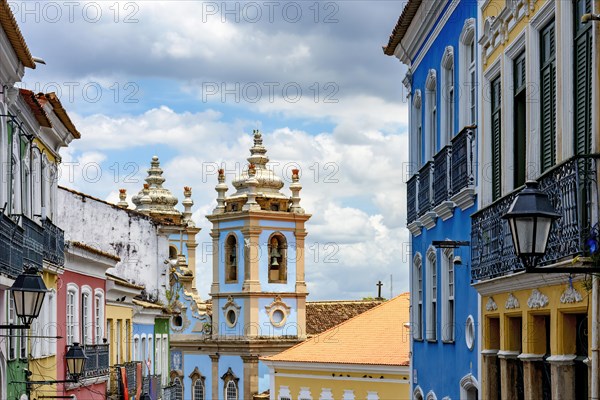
top-left (482, 350), bottom-right (499, 400)
top-left (241, 227), bottom-right (261, 292)
top-left (210, 230), bottom-right (220, 295)
top-left (548, 355), bottom-right (576, 400)
top-left (498, 351), bottom-right (521, 400)
top-left (242, 355), bottom-right (259, 399)
top-left (210, 354), bottom-right (219, 399)
top-left (518, 354), bottom-right (544, 400)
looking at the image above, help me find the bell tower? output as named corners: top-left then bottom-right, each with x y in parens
top-left (207, 130), bottom-right (310, 339)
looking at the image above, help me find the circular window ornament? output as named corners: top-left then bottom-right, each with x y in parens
top-left (222, 296), bottom-right (241, 328)
top-left (465, 315), bottom-right (475, 350)
top-left (269, 307), bottom-right (288, 327)
top-left (225, 309), bottom-right (238, 327)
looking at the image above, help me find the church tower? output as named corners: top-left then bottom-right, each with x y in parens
top-left (207, 130), bottom-right (310, 340)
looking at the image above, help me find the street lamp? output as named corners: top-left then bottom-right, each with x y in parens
top-left (502, 180), bottom-right (560, 271)
top-left (11, 267), bottom-right (47, 327)
top-left (65, 343), bottom-right (87, 380)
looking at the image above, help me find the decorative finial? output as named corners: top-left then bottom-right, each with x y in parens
top-left (117, 189), bottom-right (129, 208)
top-left (182, 187), bottom-right (195, 227)
top-left (214, 168), bottom-right (228, 214)
top-left (243, 163), bottom-right (260, 211)
top-left (289, 168), bottom-right (304, 213)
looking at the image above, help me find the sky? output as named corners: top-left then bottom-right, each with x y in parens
top-left (13, 0), bottom-right (411, 301)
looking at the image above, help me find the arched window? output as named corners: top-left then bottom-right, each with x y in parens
top-left (425, 69), bottom-right (437, 160)
top-left (94, 289), bottom-right (105, 344)
top-left (141, 335), bottom-right (147, 376)
top-left (169, 245), bottom-right (178, 260)
top-left (81, 286), bottom-right (93, 345)
top-left (442, 249), bottom-right (455, 342)
top-left (221, 368), bottom-right (239, 400)
top-left (426, 247), bottom-right (437, 341)
top-left (412, 90), bottom-right (423, 170)
top-left (190, 367), bottom-right (206, 400)
top-left (172, 377), bottom-right (183, 400)
top-left (225, 234), bottom-right (238, 283)
top-left (268, 233), bottom-right (287, 283)
top-left (459, 18), bottom-right (476, 128)
top-left (413, 253), bottom-right (423, 340)
top-left (66, 283), bottom-right (80, 345)
top-left (441, 46), bottom-right (455, 145)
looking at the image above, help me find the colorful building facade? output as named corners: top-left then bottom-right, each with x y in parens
top-left (473, 0), bottom-right (599, 398)
top-left (384, 1), bottom-right (480, 398)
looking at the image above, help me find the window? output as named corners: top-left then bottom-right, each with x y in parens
top-left (156, 336), bottom-right (162, 382)
top-left (540, 19), bottom-right (556, 172)
top-left (106, 319), bottom-right (112, 361)
top-left (81, 287), bottom-right (92, 345)
top-left (66, 284), bottom-right (79, 345)
top-left (459, 18), bottom-right (476, 128)
top-left (173, 377), bottom-right (183, 400)
top-left (225, 234), bottom-right (238, 283)
top-left (513, 51), bottom-right (527, 188)
top-left (268, 233), bottom-right (287, 283)
top-left (426, 248), bottom-right (437, 341)
top-left (133, 335), bottom-right (139, 361)
top-left (441, 46), bottom-right (455, 145)
top-left (8, 295), bottom-right (16, 360)
top-left (190, 369), bottom-right (206, 400)
top-left (442, 250), bottom-right (455, 342)
top-left (162, 336), bottom-right (169, 386)
top-left (491, 76), bottom-right (502, 201)
top-left (116, 320), bottom-right (122, 364)
top-left (413, 253), bottom-right (423, 340)
top-left (126, 320), bottom-right (131, 361)
top-left (574, 0), bottom-right (592, 156)
top-left (147, 334), bottom-right (153, 374)
top-left (226, 381), bottom-right (238, 400)
top-left (21, 158), bottom-right (30, 218)
top-left (425, 69), bottom-right (437, 159)
top-left (32, 289), bottom-right (56, 358)
top-left (141, 335), bottom-right (147, 376)
top-left (412, 90), bottom-right (423, 170)
top-left (94, 289), bottom-right (104, 344)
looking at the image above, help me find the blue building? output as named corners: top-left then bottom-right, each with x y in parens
top-left (384, 1), bottom-right (479, 398)
top-left (169, 130), bottom-right (310, 400)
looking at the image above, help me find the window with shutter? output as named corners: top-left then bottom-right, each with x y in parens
top-left (491, 76), bottom-right (502, 201)
top-left (513, 52), bottom-right (527, 188)
top-left (574, 0), bottom-right (592, 156)
top-left (540, 20), bottom-right (556, 172)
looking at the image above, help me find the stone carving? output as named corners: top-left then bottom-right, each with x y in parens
top-left (505, 293), bottom-right (520, 309)
top-left (560, 285), bottom-right (583, 304)
top-left (527, 289), bottom-right (549, 309)
top-left (486, 297), bottom-right (498, 312)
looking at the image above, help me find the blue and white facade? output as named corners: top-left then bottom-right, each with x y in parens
top-left (169, 130), bottom-right (310, 400)
top-left (386, 1), bottom-right (480, 399)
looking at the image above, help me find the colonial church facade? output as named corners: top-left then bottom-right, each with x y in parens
top-left (169, 130), bottom-right (310, 400)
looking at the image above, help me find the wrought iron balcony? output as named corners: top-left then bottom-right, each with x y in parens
top-left (22, 215), bottom-right (43, 270)
top-left (407, 174), bottom-right (418, 224)
top-left (418, 161), bottom-right (434, 217)
top-left (70, 344), bottom-right (110, 379)
top-left (433, 145), bottom-right (452, 206)
top-left (42, 218), bottom-right (65, 266)
top-left (451, 126), bottom-right (475, 195)
top-left (471, 155), bottom-right (598, 281)
top-left (0, 213), bottom-right (24, 279)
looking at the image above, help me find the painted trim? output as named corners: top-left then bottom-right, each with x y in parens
top-left (273, 373), bottom-right (409, 384)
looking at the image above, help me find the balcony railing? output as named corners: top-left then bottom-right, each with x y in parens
top-left (42, 218), bottom-right (65, 266)
top-left (22, 215), bottom-right (43, 270)
top-left (0, 213), bottom-right (24, 279)
top-left (451, 126), bottom-right (475, 194)
top-left (407, 175), bottom-right (418, 224)
top-left (81, 344), bottom-right (110, 379)
top-left (418, 161), bottom-right (433, 216)
top-left (471, 155), bottom-right (598, 281)
top-left (433, 145), bottom-right (452, 206)
top-left (162, 384), bottom-right (177, 400)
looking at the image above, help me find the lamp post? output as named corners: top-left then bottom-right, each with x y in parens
top-left (0, 267), bottom-right (47, 329)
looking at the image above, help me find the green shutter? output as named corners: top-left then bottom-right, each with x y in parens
top-left (540, 20), bottom-right (556, 172)
top-left (491, 77), bottom-right (502, 201)
top-left (574, 0), bottom-right (592, 156)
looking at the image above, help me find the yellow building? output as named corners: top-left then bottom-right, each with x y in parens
top-left (261, 293), bottom-right (411, 400)
top-left (474, 1), bottom-right (599, 399)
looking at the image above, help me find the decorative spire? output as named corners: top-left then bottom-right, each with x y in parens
top-left (182, 187), bottom-right (195, 227)
top-left (117, 189), bottom-right (129, 208)
top-left (248, 129), bottom-right (269, 168)
top-left (289, 169), bottom-right (304, 214)
top-left (243, 164), bottom-right (260, 211)
top-left (214, 169), bottom-right (228, 214)
top-left (131, 156), bottom-right (181, 222)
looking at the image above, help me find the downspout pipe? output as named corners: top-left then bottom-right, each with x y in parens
top-left (592, 275), bottom-right (599, 400)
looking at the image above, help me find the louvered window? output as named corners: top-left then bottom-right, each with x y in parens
top-left (513, 52), bottom-right (527, 189)
top-left (491, 76), bottom-right (502, 201)
top-left (574, 0), bottom-right (592, 156)
top-left (540, 20), bottom-right (556, 172)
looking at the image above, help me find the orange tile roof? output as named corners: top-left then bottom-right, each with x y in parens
top-left (0, 0), bottom-right (35, 68)
top-left (19, 89), bottom-right (52, 128)
top-left (44, 93), bottom-right (81, 139)
top-left (383, 0), bottom-right (422, 56)
top-left (306, 299), bottom-right (383, 336)
top-left (263, 293), bottom-right (411, 366)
